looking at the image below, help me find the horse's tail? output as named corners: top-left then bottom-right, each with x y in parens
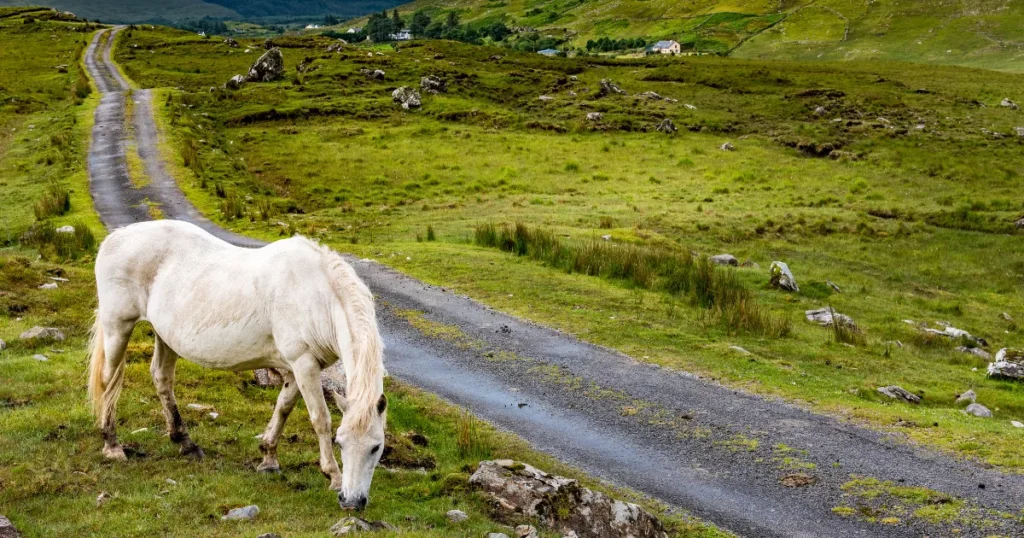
top-left (88, 314), bottom-right (123, 426)
top-left (320, 249), bottom-right (385, 423)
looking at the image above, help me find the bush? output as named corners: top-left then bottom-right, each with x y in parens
top-left (21, 221), bottom-right (95, 260)
top-left (220, 192), bottom-right (244, 220)
top-left (426, 225), bottom-right (436, 241)
top-left (34, 183), bottom-right (71, 220)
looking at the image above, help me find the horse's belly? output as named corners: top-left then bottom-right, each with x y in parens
top-left (151, 320), bottom-right (283, 371)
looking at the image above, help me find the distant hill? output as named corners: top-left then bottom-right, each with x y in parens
top-left (379, 0), bottom-right (1024, 72)
top-left (0, 0), bottom-right (406, 23)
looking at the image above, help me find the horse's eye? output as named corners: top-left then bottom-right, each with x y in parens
top-left (370, 444), bottom-right (381, 455)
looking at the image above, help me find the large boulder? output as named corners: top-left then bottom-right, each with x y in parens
top-left (420, 75), bottom-right (448, 94)
top-left (392, 87), bottom-right (421, 109)
top-left (247, 48), bottom-right (285, 83)
top-left (805, 307), bottom-right (855, 327)
top-left (470, 460), bottom-right (667, 538)
top-left (988, 348), bottom-right (1024, 379)
top-left (768, 261), bottom-right (799, 292)
top-left (878, 385), bottom-right (921, 404)
top-left (0, 515), bottom-right (21, 538)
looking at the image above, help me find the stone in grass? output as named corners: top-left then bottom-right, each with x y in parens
top-left (515, 525), bottom-right (538, 538)
top-left (488, 534), bottom-right (510, 538)
top-left (768, 261), bottom-right (799, 292)
top-left (33, 354), bottom-right (48, 362)
top-left (988, 348), bottom-right (1024, 380)
top-left (956, 346), bottom-right (991, 360)
top-left (392, 87), bottom-right (421, 109)
top-left (55, 225), bottom-right (75, 234)
top-left (878, 385), bottom-right (921, 404)
top-left (225, 74), bottom-right (246, 90)
top-left (1012, 421), bottom-right (1024, 428)
top-left (964, 403), bottom-right (992, 418)
top-left (39, 282), bottom-right (58, 290)
top-left (222, 505), bottom-right (259, 521)
top-left (720, 141), bottom-right (735, 151)
top-left (655, 118), bottom-right (677, 134)
top-left (805, 308), bottom-right (855, 328)
top-left (257, 534), bottom-right (281, 538)
top-left (247, 48), bottom-right (284, 83)
top-left (19, 326), bottom-right (65, 342)
top-left (955, 390), bottom-right (977, 405)
top-left (0, 515), bottom-right (21, 538)
top-left (586, 112), bottom-right (602, 121)
top-left (0, 339), bottom-right (6, 351)
top-left (709, 254), bottom-right (738, 266)
top-left (329, 517), bottom-right (395, 535)
top-left (446, 509), bottom-right (468, 523)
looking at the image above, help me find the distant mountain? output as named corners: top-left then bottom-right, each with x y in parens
top-left (382, 0), bottom-right (1024, 72)
top-left (0, 0), bottom-right (405, 23)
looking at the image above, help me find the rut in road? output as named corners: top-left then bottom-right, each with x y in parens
top-left (83, 27), bottom-right (1024, 538)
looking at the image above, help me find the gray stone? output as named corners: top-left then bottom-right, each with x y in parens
top-left (225, 74), bottom-right (246, 90)
top-left (964, 403), bottom-right (992, 418)
top-left (655, 118), bottom-right (677, 133)
top-left (720, 141), bottom-right (735, 151)
top-left (421, 75), bottom-right (447, 94)
top-left (586, 112), bottom-right (602, 121)
top-left (515, 526), bottom-right (538, 538)
top-left (813, 106), bottom-right (826, 115)
top-left (0, 515), bottom-right (21, 538)
top-left (988, 348), bottom-right (1024, 379)
top-left (1001, 97), bottom-right (1019, 110)
top-left (538, 95), bottom-right (554, 102)
top-left (223, 38), bottom-right (239, 48)
top-left (254, 368), bottom-right (283, 387)
top-left (32, 354), bottom-right (48, 362)
top-left (38, 282), bottom-right (58, 290)
top-left (768, 261), bottom-right (799, 292)
top-left (955, 389), bottom-right (977, 405)
top-left (257, 534), bottom-right (281, 538)
top-left (470, 460), bottom-right (667, 538)
top-left (55, 225), bottom-right (75, 234)
top-left (709, 254), bottom-right (738, 266)
top-left (446, 509), bottom-right (468, 523)
top-left (392, 87), bottom-right (421, 109)
top-left (488, 534), bottom-right (510, 538)
top-left (730, 346), bottom-right (751, 355)
top-left (1017, 216), bottom-right (1024, 229)
top-left (247, 48), bottom-right (285, 83)
top-left (360, 68), bottom-right (385, 80)
top-left (0, 339), bottom-right (6, 351)
top-left (878, 385), bottom-right (921, 404)
top-left (19, 326), bottom-right (65, 342)
top-left (956, 346), bottom-right (991, 360)
top-left (826, 280), bottom-right (841, 293)
top-left (923, 325), bottom-right (987, 347)
top-left (1015, 127), bottom-right (1024, 137)
top-left (329, 517), bottom-right (395, 535)
top-left (805, 307), bottom-right (855, 328)
top-left (222, 505), bottom-right (259, 521)
top-left (598, 78), bottom-right (626, 96)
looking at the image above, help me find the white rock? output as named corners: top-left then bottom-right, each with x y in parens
top-left (720, 141), bottom-right (735, 151)
top-left (446, 509), bottom-right (468, 523)
top-left (964, 403), bottom-right (992, 417)
top-left (165, 478), bottom-right (178, 485)
top-left (32, 354), bottom-right (48, 362)
top-left (19, 326), bottom-right (65, 341)
top-left (222, 505), bottom-right (259, 521)
top-left (38, 282), bottom-right (58, 290)
top-left (55, 225), bottom-right (75, 234)
top-left (1012, 421), bottom-right (1024, 428)
top-left (684, 103), bottom-right (697, 110)
top-left (209, 412), bottom-right (219, 419)
top-left (515, 525), bottom-right (538, 538)
top-left (805, 308), bottom-right (854, 327)
top-left (96, 491), bottom-right (111, 507)
top-left (488, 534), bottom-right (510, 538)
top-left (0, 339), bottom-right (6, 351)
top-left (730, 346), bottom-right (751, 355)
top-left (878, 385), bottom-right (920, 404)
top-left (186, 403), bottom-right (212, 411)
top-left (769, 261), bottom-right (799, 292)
top-left (131, 428), bottom-right (149, 434)
top-left (955, 389), bottom-right (976, 405)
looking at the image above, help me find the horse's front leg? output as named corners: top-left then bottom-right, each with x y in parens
top-left (292, 354), bottom-right (343, 491)
top-left (258, 370), bottom-right (299, 472)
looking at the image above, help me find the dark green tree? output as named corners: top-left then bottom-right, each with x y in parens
top-left (445, 10), bottom-right (460, 30)
top-left (392, 9), bottom-right (403, 29)
top-left (410, 10), bottom-right (432, 37)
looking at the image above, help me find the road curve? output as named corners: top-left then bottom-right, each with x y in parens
top-left (83, 27), bottom-right (1024, 538)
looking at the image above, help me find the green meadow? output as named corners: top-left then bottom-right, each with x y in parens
top-left (111, 25), bottom-right (1024, 471)
top-left (0, 10), bottom-right (725, 537)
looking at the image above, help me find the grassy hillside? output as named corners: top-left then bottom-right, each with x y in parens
top-left (111, 24), bottom-right (1024, 490)
top-left (369, 0), bottom-right (1024, 72)
top-left (0, 0), bottom-right (239, 23)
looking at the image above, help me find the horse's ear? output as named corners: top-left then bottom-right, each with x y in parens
top-left (377, 394), bottom-right (388, 414)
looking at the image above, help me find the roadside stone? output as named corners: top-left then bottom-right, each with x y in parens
top-left (225, 74), bottom-right (246, 90)
top-left (329, 517), bottom-right (395, 535)
top-left (222, 505), bottom-right (259, 521)
top-left (470, 460), bottom-right (667, 538)
top-left (55, 225), bottom-right (75, 234)
top-left (805, 307), bottom-right (855, 328)
top-left (585, 112), bottom-right (602, 121)
top-left (0, 515), bottom-right (20, 538)
top-left (598, 78), bottom-right (626, 96)
top-left (964, 403), bottom-right (992, 418)
top-left (1001, 97), bottom-right (1019, 110)
top-left (709, 254), bottom-right (738, 266)
top-left (956, 346), bottom-right (991, 360)
top-left (446, 509), bottom-right (468, 523)
top-left (955, 389), bottom-right (977, 405)
top-left (19, 326), bottom-right (65, 342)
top-left (515, 525), bottom-right (538, 538)
top-left (246, 48), bottom-right (284, 83)
top-left (655, 118), bottom-right (676, 133)
top-left (720, 141), bottom-right (735, 151)
top-left (392, 87), bottom-right (421, 109)
top-left (878, 385), bottom-right (921, 404)
top-left (420, 75), bottom-right (447, 94)
top-left (988, 348), bottom-right (1024, 379)
top-left (768, 261), bottom-right (799, 292)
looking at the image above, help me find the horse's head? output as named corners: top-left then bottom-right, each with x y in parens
top-left (332, 392), bottom-right (387, 510)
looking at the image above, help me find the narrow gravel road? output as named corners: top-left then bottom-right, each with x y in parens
top-left (84, 27), bottom-right (1024, 538)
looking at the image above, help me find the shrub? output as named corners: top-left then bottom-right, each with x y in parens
top-left (599, 216), bottom-right (614, 229)
top-left (426, 225), bottom-right (436, 241)
top-left (21, 221), bottom-right (95, 260)
top-left (220, 192), bottom-right (244, 220)
top-left (34, 183), bottom-right (71, 220)
top-left (255, 197), bottom-right (274, 221)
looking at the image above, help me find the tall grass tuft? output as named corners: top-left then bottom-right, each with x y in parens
top-left (475, 223), bottom-right (790, 336)
top-left (220, 192), bottom-right (245, 220)
top-left (21, 221), bottom-right (95, 260)
top-left (182, 138), bottom-right (203, 174)
top-left (34, 183), bottom-right (71, 220)
top-left (455, 409), bottom-right (486, 459)
top-left (426, 225), bottom-right (436, 242)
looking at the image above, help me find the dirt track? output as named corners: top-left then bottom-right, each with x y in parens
top-left (84, 27), bottom-right (1024, 538)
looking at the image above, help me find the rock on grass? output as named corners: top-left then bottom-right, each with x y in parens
top-left (878, 385), bottom-right (921, 404)
top-left (0, 515), bottom-right (21, 538)
top-left (446, 509), bottom-right (468, 523)
top-left (329, 517), bottom-right (394, 535)
top-left (19, 326), bottom-right (65, 342)
top-left (964, 403), bottom-right (992, 418)
top-left (222, 505), bottom-right (259, 521)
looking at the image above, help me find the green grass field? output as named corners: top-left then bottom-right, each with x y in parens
top-left (0, 9), bottom-right (726, 537)
top-left (107, 26), bottom-right (1024, 473)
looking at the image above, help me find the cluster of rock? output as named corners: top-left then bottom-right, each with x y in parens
top-left (470, 459), bottom-right (667, 538)
top-left (359, 68), bottom-right (385, 80)
top-left (224, 48), bottom-right (285, 90)
top-left (223, 38), bottom-right (239, 48)
top-left (805, 307), bottom-right (856, 328)
top-left (598, 78), bottom-right (626, 97)
top-left (1001, 97), bottom-right (1019, 111)
top-left (392, 87), bottom-right (421, 109)
top-left (326, 42), bottom-right (346, 53)
top-left (638, 91), bottom-right (677, 103)
top-left (655, 118), bottom-right (676, 134)
top-left (420, 75), bottom-right (447, 94)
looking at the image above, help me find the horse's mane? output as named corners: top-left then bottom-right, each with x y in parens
top-left (296, 236), bottom-right (385, 432)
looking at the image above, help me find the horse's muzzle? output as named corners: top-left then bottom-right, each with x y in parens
top-left (338, 492), bottom-right (367, 511)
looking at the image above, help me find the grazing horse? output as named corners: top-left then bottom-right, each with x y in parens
top-left (87, 220), bottom-right (387, 510)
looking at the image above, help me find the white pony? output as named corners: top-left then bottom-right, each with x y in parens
top-left (88, 220), bottom-right (386, 510)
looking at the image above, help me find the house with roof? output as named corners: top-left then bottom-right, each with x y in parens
top-left (390, 28), bottom-right (413, 41)
top-left (538, 48), bottom-right (560, 56)
top-left (651, 40), bottom-right (681, 54)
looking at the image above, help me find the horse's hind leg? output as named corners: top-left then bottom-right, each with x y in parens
top-left (257, 370), bottom-right (298, 473)
top-left (151, 334), bottom-right (203, 459)
top-left (97, 319), bottom-right (134, 460)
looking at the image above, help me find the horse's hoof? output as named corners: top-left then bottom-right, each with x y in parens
top-left (180, 444), bottom-right (205, 460)
top-left (257, 462), bottom-right (281, 473)
top-left (103, 445), bottom-right (127, 461)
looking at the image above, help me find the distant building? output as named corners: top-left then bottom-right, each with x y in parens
top-left (538, 48), bottom-right (560, 56)
top-left (305, 24), bottom-right (322, 30)
top-left (347, 27), bottom-right (362, 34)
top-left (390, 28), bottom-right (412, 41)
top-left (651, 40), bottom-right (680, 54)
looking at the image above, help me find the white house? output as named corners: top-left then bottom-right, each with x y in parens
top-left (390, 28), bottom-right (412, 41)
top-left (347, 27), bottom-right (362, 34)
top-left (305, 24), bottom-right (322, 30)
top-left (651, 40), bottom-right (681, 54)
